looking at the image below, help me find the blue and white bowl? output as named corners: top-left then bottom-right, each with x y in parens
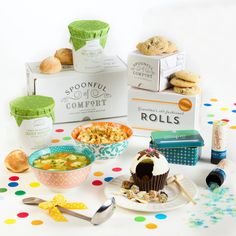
top-left (71, 122), bottom-right (133, 160)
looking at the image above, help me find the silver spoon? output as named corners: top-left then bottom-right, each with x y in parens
top-left (23, 197), bottom-right (116, 225)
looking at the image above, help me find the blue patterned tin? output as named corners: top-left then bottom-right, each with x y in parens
top-left (150, 130), bottom-right (204, 166)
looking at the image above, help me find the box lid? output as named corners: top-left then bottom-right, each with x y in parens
top-left (151, 130), bottom-right (204, 148)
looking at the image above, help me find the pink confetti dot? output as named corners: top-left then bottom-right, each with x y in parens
top-left (92, 180), bottom-right (103, 186)
top-left (9, 176), bottom-right (19, 181)
top-left (17, 212), bottom-right (29, 218)
top-left (55, 129), bottom-right (64, 133)
top-left (112, 167), bottom-right (122, 172)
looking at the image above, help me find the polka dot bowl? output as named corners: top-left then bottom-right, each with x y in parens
top-left (28, 145), bottom-right (95, 190)
top-left (71, 122), bottom-right (133, 160)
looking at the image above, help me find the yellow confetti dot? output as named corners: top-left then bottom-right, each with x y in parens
top-left (93, 171), bottom-right (104, 177)
top-left (30, 182), bottom-right (41, 188)
top-left (31, 220), bottom-right (43, 225)
top-left (4, 219), bottom-right (16, 224)
top-left (230, 126), bottom-right (236, 129)
top-left (210, 98), bottom-right (218, 102)
top-left (146, 223), bottom-right (158, 229)
top-left (220, 107), bottom-right (229, 111)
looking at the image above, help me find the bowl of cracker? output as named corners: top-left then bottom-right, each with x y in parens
top-left (71, 122), bottom-right (133, 160)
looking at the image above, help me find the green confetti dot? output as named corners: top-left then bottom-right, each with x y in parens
top-left (134, 216), bottom-right (146, 222)
top-left (15, 190), bottom-right (26, 196)
top-left (62, 136), bottom-right (72, 141)
top-left (207, 114), bottom-right (215, 118)
top-left (0, 188), bottom-right (7, 193)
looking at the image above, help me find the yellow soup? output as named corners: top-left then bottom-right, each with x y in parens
top-left (33, 152), bottom-right (90, 171)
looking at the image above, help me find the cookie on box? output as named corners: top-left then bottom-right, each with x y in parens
top-left (174, 86), bottom-right (201, 96)
top-left (137, 36), bottom-right (168, 55)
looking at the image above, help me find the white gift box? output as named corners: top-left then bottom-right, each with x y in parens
top-left (128, 87), bottom-right (200, 137)
top-left (128, 51), bottom-right (185, 91)
top-left (26, 56), bottom-right (128, 123)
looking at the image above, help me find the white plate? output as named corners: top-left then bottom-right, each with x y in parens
top-left (104, 175), bottom-right (198, 212)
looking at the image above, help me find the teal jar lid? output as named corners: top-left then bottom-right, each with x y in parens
top-left (68, 20), bottom-right (110, 50)
top-left (151, 130), bottom-right (204, 148)
top-left (10, 95), bottom-right (55, 126)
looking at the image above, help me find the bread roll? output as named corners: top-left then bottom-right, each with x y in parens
top-left (40, 56), bottom-right (62, 74)
top-left (4, 150), bottom-right (29, 173)
top-left (55, 48), bottom-right (73, 65)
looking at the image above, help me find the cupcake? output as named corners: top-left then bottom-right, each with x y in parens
top-left (130, 148), bottom-right (169, 192)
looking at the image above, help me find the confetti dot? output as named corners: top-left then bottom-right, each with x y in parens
top-left (4, 219), bottom-right (16, 224)
top-left (15, 190), bottom-right (26, 196)
top-left (8, 182), bottom-right (18, 187)
top-left (104, 177), bottom-right (113, 182)
top-left (31, 220), bottom-right (44, 225)
top-left (232, 110), bottom-right (236, 113)
top-left (207, 114), bottom-right (214, 118)
top-left (29, 182), bottom-right (40, 188)
top-left (230, 126), bottom-right (236, 129)
top-left (220, 107), bottom-right (229, 111)
top-left (17, 212), bottom-right (29, 218)
top-left (0, 188), bottom-right (7, 193)
top-left (51, 139), bottom-right (60, 143)
top-left (62, 136), bottom-right (71, 141)
top-left (92, 180), bottom-right (103, 186)
top-left (93, 171), bottom-right (104, 177)
top-left (9, 176), bottom-right (19, 181)
top-left (210, 98), bottom-right (218, 102)
top-left (234, 103), bottom-right (236, 106)
top-left (155, 213), bottom-right (167, 220)
top-left (204, 103), bottom-right (212, 107)
top-left (112, 167), bottom-right (122, 172)
top-left (55, 129), bottom-right (64, 133)
top-left (134, 216), bottom-right (146, 222)
top-left (221, 119), bottom-right (230, 122)
top-left (208, 121), bottom-right (213, 124)
top-left (146, 223), bottom-right (158, 229)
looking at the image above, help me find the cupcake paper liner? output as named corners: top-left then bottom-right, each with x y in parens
top-left (131, 170), bottom-right (169, 192)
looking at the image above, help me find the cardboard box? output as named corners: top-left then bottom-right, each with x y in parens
top-left (128, 87), bottom-right (200, 137)
top-left (27, 56), bottom-right (128, 123)
top-left (128, 51), bottom-right (185, 91)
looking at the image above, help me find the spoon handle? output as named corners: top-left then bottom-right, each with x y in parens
top-left (57, 206), bottom-right (92, 222)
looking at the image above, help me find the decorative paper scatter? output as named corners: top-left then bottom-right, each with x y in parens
top-left (187, 187), bottom-right (236, 228)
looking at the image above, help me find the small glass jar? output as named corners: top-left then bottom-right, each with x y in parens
top-left (10, 95), bottom-right (55, 152)
top-left (68, 20), bottom-right (109, 73)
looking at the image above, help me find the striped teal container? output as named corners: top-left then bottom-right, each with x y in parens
top-left (150, 130), bottom-right (204, 166)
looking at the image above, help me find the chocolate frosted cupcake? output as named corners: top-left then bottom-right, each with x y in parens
top-left (130, 148), bottom-right (169, 192)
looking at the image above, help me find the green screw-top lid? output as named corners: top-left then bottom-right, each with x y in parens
top-left (68, 20), bottom-right (110, 50)
top-left (10, 95), bottom-right (55, 126)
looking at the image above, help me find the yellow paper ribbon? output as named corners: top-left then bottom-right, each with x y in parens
top-left (39, 194), bottom-right (88, 222)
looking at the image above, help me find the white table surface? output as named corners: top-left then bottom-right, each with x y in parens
top-left (1, 98), bottom-right (236, 236)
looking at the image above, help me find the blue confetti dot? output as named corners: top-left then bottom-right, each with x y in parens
top-left (232, 110), bottom-right (236, 113)
top-left (208, 121), bottom-right (213, 124)
top-left (104, 177), bottom-right (113, 182)
top-left (8, 182), bottom-right (18, 187)
top-left (204, 103), bottom-right (212, 107)
top-left (155, 213), bottom-right (167, 220)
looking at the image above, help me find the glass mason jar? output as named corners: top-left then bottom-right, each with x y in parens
top-left (68, 20), bottom-right (110, 73)
top-left (10, 95), bottom-right (55, 152)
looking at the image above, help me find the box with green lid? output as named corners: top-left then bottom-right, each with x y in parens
top-left (149, 130), bottom-right (204, 166)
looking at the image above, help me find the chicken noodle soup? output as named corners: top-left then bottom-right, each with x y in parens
top-left (33, 152), bottom-right (90, 171)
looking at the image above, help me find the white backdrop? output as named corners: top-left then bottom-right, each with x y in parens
top-left (1, 0), bottom-right (236, 149)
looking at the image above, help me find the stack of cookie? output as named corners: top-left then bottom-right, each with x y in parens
top-left (170, 71), bottom-right (201, 95)
top-left (136, 36), bottom-right (177, 55)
